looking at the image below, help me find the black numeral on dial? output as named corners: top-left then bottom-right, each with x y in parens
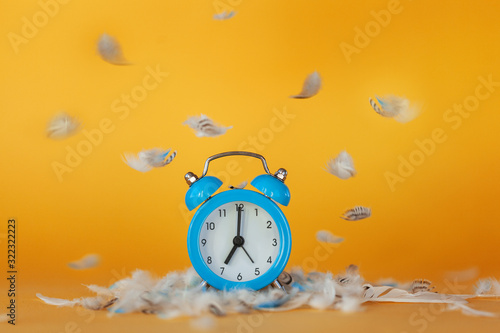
top-left (255, 268), bottom-right (260, 276)
top-left (220, 267), bottom-right (224, 275)
top-left (272, 238), bottom-right (277, 246)
top-left (237, 273), bottom-right (242, 281)
top-left (201, 239), bottom-right (206, 246)
top-left (267, 256), bottom-right (272, 264)
top-left (267, 221), bottom-right (272, 229)
top-left (206, 222), bottom-right (215, 230)
top-left (207, 256), bottom-right (212, 264)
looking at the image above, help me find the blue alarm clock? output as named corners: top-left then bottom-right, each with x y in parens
top-left (185, 151), bottom-right (292, 291)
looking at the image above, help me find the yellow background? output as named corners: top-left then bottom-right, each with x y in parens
top-left (1, 0), bottom-right (500, 300)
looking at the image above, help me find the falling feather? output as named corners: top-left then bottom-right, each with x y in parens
top-left (97, 33), bottom-right (130, 65)
top-left (213, 11), bottom-right (236, 20)
top-left (316, 230), bottom-right (344, 244)
top-left (341, 206), bottom-right (371, 221)
top-left (369, 95), bottom-right (420, 123)
top-left (325, 151), bottom-right (356, 180)
top-left (290, 71), bottom-right (322, 99)
top-left (183, 114), bottom-right (232, 137)
top-left (123, 148), bottom-right (176, 172)
top-left (46, 112), bottom-right (80, 139)
top-left (68, 254), bottom-right (100, 270)
top-left (229, 180), bottom-right (248, 189)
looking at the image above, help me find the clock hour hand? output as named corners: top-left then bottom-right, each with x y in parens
top-left (224, 244), bottom-right (238, 265)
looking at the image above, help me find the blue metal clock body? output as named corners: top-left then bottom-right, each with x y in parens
top-left (187, 189), bottom-right (291, 290)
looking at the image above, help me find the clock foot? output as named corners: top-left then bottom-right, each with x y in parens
top-left (200, 280), bottom-right (212, 291)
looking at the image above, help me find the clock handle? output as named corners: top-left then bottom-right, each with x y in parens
top-left (201, 151), bottom-right (272, 177)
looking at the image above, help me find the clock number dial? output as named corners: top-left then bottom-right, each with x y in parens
top-left (199, 201), bottom-right (281, 282)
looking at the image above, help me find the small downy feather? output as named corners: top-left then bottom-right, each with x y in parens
top-left (325, 151), bottom-right (356, 180)
top-left (213, 11), bottom-right (236, 20)
top-left (341, 206), bottom-right (371, 221)
top-left (369, 95), bottom-right (420, 123)
top-left (316, 230), bottom-right (344, 244)
top-left (123, 148), bottom-right (177, 172)
top-left (228, 180), bottom-right (248, 189)
top-left (475, 278), bottom-right (500, 296)
top-left (68, 254), bottom-right (100, 270)
top-left (46, 112), bottom-right (80, 139)
top-left (97, 33), bottom-right (130, 65)
top-left (183, 114), bottom-right (232, 138)
top-left (290, 71), bottom-right (322, 99)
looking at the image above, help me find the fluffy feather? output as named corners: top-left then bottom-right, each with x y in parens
top-left (325, 151), bottom-right (356, 180)
top-left (123, 148), bottom-right (177, 172)
top-left (340, 206), bottom-right (371, 221)
top-left (475, 278), bottom-right (500, 296)
top-left (369, 95), bottom-right (420, 123)
top-left (290, 71), bottom-right (322, 99)
top-left (213, 11), bottom-right (236, 20)
top-left (316, 230), bottom-right (344, 244)
top-left (67, 254), bottom-right (100, 270)
top-left (183, 114), bottom-right (232, 138)
top-left (229, 180), bottom-right (248, 189)
top-left (410, 279), bottom-right (435, 294)
top-left (46, 112), bottom-right (80, 139)
top-left (97, 33), bottom-right (130, 65)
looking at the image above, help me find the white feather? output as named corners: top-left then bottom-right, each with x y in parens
top-left (290, 71), bottom-right (322, 99)
top-left (307, 273), bottom-right (336, 309)
top-left (316, 230), bottom-right (344, 244)
top-left (363, 284), bottom-right (469, 304)
top-left (36, 293), bottom-right (79, 307)
top-left (183, 114), bottom-right (232, 138)
top-left (325, 151), bottom-right (356, 180)
top-left (447, 302), bottom-right (498, 318)
top-left (341, 206), bottom-right (371, 221)
top-left (67, 254), bottom-right (100, 270)
top-left (46, 112), bottom-right (80, 139)
top-left (213, 11), bottom-right (236, 20)
top-left (97, 33), bottom-right (130, 65)
top-left (475, 278), bottom-right (500, 296)
top-left (229, 180), bottom-right (248, 189)
top-left (369, 95), bottom-right (420, 123)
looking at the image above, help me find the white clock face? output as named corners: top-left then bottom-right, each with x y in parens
top-left (199, 201), bottom-right (281, 282)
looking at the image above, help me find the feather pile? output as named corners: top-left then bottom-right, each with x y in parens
top-left (46, 112), bottom-right (80, 139)
top-left (340, 206), bottom-right (371, 221)
top-left (123, 148), bottom-right (177, 173)
top-left (290, 71), bottom-right (322, 99)
top-left (38, 266), bottom-right (495, 320)
top-left (97, 33), bottom-right (130, 65)
top-left (68, 254), bottom-right (101, 270)
top-left (325, 151), bottom-right (356, 180)
top-left (183, 114), bottom-right (232, 138)
top-left (369, 95), bottom-right (420, 123)
top-left (213, 11), bottom-right (236, 20)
